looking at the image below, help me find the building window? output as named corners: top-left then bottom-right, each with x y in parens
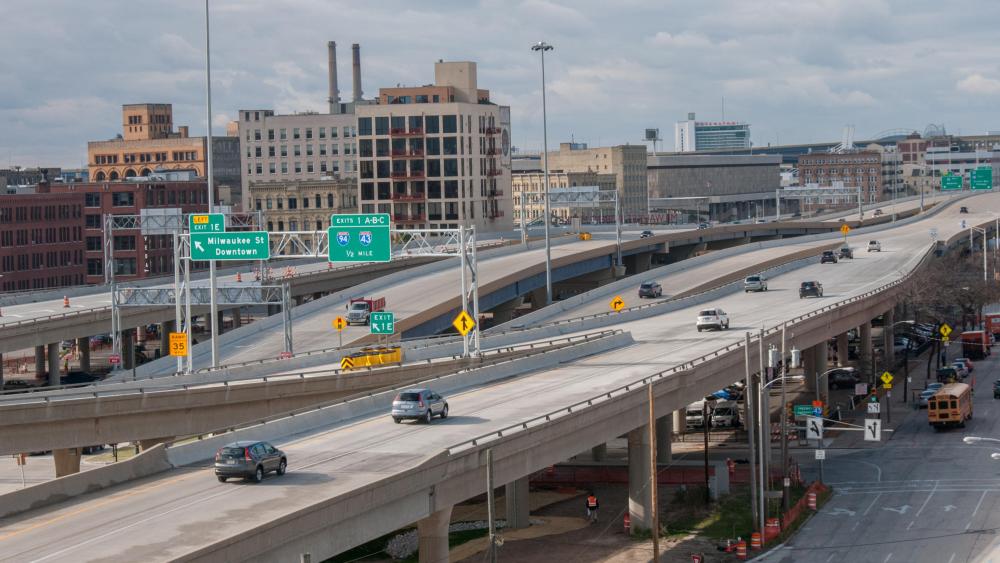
top-left (277, 220), bottom-right (284, 231)
top-left (295, 162), bottom-right (302, 173)
top-left (331, 126), bottom-right (340, 138)
top-left (443, 115), bottom-right (457, 134)
top-left (268, 129), bottom-right (275, 141)
top-left (307, 162), bottom-right (314, 173)
top-left (306, 145), bottom-right (313, 157)
top-left (293, 128), bottom-right (300, 139)
top-left (280, 128), bottom-right (287, 140)
top-left (255, 199), bottom-right (262, 211)
top-left (302, 196), bottom-right (309, 209)
top-left (328, 194), bottom-right (334, 207)
top-left (254, 129), bottom-right (261, 141)
top-left (288, 197), bottom-right (297, 210)
top-left (277, 198), bottom-right (284, 210)
top-left (266, 198), bottom-right (272, 209)
top-left (315, 194), bottom-right (322, 208)
top-left (269, 163), bottom-right (276, 174)
top-left (268, 146), bottom-right (275, 157)
top-left (87, 258), bottom-right (103, 276)
top-left (375, 117), bottom-right (389, 135)
top-left (425, 115), bottom-right (440, 134)
top-left (85, 236), bottom-right (102, 251)
top-left (281, 162), bottom-right (288, 174)
top-left (294, 145), bottom-right (301, 157)
top-left (112, 192), bottom-right (135, 207)
top-left (84, 193), bottom-right (101, 207)
top-left (320, 144), bottom-right (327, 156)
top-left (319, 127), bottom-right (326, 139)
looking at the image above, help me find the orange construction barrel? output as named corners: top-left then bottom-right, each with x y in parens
top-left (750, 532), bottom-right (763, 550)
top-left (807, 491), bottom-right (818, 510)
top-left (736, 540), bottom-right (748, 560)
top-left (623, 513), bottom-right (631, 535)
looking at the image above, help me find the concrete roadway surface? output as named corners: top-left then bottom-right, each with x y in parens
top-left (761, 350), bottom-right (1000, 563)
top-left (1, 195), bottom-right (994, 561)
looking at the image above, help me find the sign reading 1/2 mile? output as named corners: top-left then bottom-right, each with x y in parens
top-left (189, 213), bottom-right (225, 233)
top-left (328, 213), bottom-right (391, 263)
top-left (191, 232), bottom-right (270, 261)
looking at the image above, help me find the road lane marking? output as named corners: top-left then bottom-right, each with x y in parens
top-left (883, 553), bottom-right (893, 563)
top-left (857, 460), bottom-right (882, 482)
top-left (826, 553), bottom-right (837, 562)
top-left (907, 480), bottom-right (938, 530)
top-left (947, 553), bottom-right (956, 563)
top-left (863, 493), bottom-right (882, 516)
top-left (968, 490), bottom-right (989, 530)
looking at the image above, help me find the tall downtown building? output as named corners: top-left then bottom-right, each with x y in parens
top-left (674, 112), bottom-right (751, 152)
top-left (355, 61), bottom-right (513, 232)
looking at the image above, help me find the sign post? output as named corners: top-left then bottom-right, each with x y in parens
top-left (840, 223), bottom-right (850, 242)
top-left (328, 213), bottom-right (392, 263)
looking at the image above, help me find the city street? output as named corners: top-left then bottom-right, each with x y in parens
top-left (763, 349), bottom-right (1000, 562)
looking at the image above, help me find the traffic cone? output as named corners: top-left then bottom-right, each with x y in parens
top-left (327, 262), bottom-right (333, 270)
top-left (236, 272), bottom-right (242, 283)
top-left (63, 296), bottom-right (70, 308)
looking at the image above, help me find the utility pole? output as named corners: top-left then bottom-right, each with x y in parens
top-left (648, 384), bottom-right (660, 562)
top-left (744, 332), bottom-right (759, 530)
top-left (780, 324), bottom-right (790, 511)
top-left (757, 328), bottom-right (767, 534)
top-left (486, 448), bottom-right (498, 563)
top-left (204, 0), bottom-right (219, 368)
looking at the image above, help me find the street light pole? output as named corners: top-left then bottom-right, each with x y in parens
top-left (204, 0), bottom-right (219, 368)
top-left (532, 41), bottom-right (554, 305)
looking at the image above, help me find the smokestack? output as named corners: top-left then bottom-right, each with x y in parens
top-left (327, 41), bottom-right (340, 114)
top-left (352, 43), bottom-right (363, 103)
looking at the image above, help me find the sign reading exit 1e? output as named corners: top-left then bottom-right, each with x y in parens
top-left (189, 213), bottom-right (225, 233)
top-left (328, 213), bottom-right (392, 263)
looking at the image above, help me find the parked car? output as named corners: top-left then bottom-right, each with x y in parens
top-left (638, 280), bottom-right (663, 298)
top-left (960, 206), bottom-right (969, 214)
top-left (391, 388), bottom-right (449, 423)
top-left (994, 380), bottom-right (1000, 399)
top-left (711, 401), bottom-right (741, 428)
top-left (936, 367), bottom-right (960, 383)
top-left (755, 218), bottom-right (767, 224)
top-left (60, 371), bottom-right (99, 385)
top-left (686, 400), bottom-right (707, 429)
top-left (954, 358), bottom-right (974, 373)
top-left (640, 230), bottom-right (654, 238)
top-left (821, 250), bottom-right (838, 264)
top-left (868, 240), bottom-right (882, 252)
top-left (839, 246), bottom-right (854, 259)
top-left (951, 362), bottom-right (969, 379)
top-left (1, 379), bottom-right (32, 392)
top-left (214, 440), bottom-right (287, 483)
top-left (743, 275), bottom-right (768, 292)
top-left (696, 308), bottom-right (730, 331)
top-left (827, 368), bottom-right (860, 389)
top-left (799, 281), bottom-right (824, 298)
top-left (918, 388), bottom-right (938, 408)
top-left (697, 222), bottom-right (710, 230)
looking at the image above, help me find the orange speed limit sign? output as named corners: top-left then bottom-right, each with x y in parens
top-left (168, 332), bottom-right (188, 356)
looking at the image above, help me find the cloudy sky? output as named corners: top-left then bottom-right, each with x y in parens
top-left (2, 0), bottom-right (999, 168)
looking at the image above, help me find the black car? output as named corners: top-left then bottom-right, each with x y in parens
top-left (799, 281), bottom-right (824, 298)
top-left (820, 250), bottom-right (838, 264)
top-left (214, 440), bottom-right (287, 483)
top-left (697, 223), bottom-right (710, 229)
top-left (960, 206), bottom-right (969, 214)
top-left (827, 368), bottom-right (860, 389)
top-left (640, 230), bottom-right (654, 238)
top-left (638, 280), bottom-right (663, 298)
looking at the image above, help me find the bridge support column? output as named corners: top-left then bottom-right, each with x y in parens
top-left (591, 443), bottom-right (608, 462)
top-left (294, 296), bottom-right (305, 306)
top-left (53, 447), bottom-right (81, 477)
top-left (656, 415), bottom-right (672, 463)
top-left (160, 320), bottom-right (174, 355)
top-left (504, 477), bottom-right (530, 529)
top-left (815, 341), bottom-right (829, 407)
top-left (802, 344), bottom-right (816, 394)
top-left (836, 332), bottom-right (849, 367)
top-left (627, 425), bottom-right (654, 533)
top-left (883, 309), bottom-right (895, 371)
top-left (232, 308), bottom-right (242, 329)
top-left (47, 342), bottom-right (60, 386)
top-left (860, 321), bottom-right (873, 384)
top-left (35, 345), bottom-right (45, 378)
top-left (490, 296), bottom-right (522, 325)
top-left (121, 329), bottom-right (135, 370)
top-left (139, 437), bottom-right (174, 451)
top-left (267, 304), bottom-right (280, 316)
top-left (77, 337), bottom-right (90, 373)
top-left (672, 408), bottom-right (686, 435)
top-left (417, 505), bottom-right (453, 563)
top-left (0, 353), bottom-right (4, 388)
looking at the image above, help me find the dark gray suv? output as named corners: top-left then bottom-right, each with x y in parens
top-left (391, 388), bottom-right (448, 423)
top-left (214, 440), bottom-right (287, 483)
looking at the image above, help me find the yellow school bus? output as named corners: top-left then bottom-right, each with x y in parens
top-left (927, 383), bottom-right (972, 430)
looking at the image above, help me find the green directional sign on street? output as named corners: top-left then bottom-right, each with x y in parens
top-left (971, 167), bottom-right (993, 190)
top-left (328, 213), bottom-right (392, 263)
top-left (188, 213), bottom-right (225, 233)
top-left (941, 174), bottom-right (963, 191)
top-left (793, 404), bottom-right (815, 417)
top-left (370, 311), bottom-right (395, 334)
top-left (191, 231), bottom-right (270, 261)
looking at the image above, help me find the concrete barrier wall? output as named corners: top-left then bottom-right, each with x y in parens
top-left (164, 331), bottom-right (633, 467)
top-left (0, 444), bottom-right (172, 520)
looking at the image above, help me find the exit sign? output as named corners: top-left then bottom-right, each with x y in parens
top-left (189, 213), bottom-right (225, 233)
top-left (370, 311), bottom-right (395, 335)
top-left (328, 213), bottom-right (392, 263)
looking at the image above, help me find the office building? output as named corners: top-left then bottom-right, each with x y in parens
top-left (356, 60), bottom-right (513, 232)
top-left (250, 177), bottom-right (358, 233)
top-left (797, 150), bottom-right (886, 204)
top-left (0, 186), bottom-right (86, 292)
top-left (238, 42), bottom-right (366, 211)
top-left (542, 143), bottom-right (648, 220)
top-left (674, 112), bottom-right (751, 153)
top-left (511, 169), bottom-right (616, 223)
top-left (647, 154), bottom-right (782, 222)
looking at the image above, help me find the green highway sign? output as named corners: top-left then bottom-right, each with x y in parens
top-left (941, 174), bottom-right (963, 191)
top-left (370, 311), bottom-right (395, 334)
top-left (189, 213), bottom-right (225, 233)
top-left (328, 213), bottom-right (391, 263)
top-left (971, 167), bottom-right (993, 190)
top-left (191, 231), bottom-right (270, 261)
top-left (793, 404), bottom-right (814, 417)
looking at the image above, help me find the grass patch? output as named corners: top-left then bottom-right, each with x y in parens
top-left (323, 528), bottom-right (412, 562)
top-left (397, 529), bottom-right (490, 563)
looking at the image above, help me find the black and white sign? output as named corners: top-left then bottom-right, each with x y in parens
top-left (865, 419), bottom-right (882, 442)
top-left (867, 402), bottom-right (881, 415)
top-left (806, 416), bottom-right (823, 440)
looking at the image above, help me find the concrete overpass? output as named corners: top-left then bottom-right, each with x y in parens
top-left (0, 193), bottom-right (994, 561)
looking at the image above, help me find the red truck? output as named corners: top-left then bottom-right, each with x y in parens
top-left (346, 297), bottom-right (386, 326)
top-left (961, 330), bottom-right (991, 360)
top-left (984, 314), bottom-right (1000, 339)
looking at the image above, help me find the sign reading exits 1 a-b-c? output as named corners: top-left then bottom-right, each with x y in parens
top-left (328, 213), bottom-right (391, 263)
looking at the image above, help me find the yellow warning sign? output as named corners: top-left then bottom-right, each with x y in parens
top-left (168, 332), bottom-right (188, 357)
top-left (942, 336), bottom-right (950, 343)
top-left (840, 224), bottom-right (851, 235)
top-left (880, 371), bottom-right (893, 385)
top-left (333, 316), bottom-right (347, 331)
top-left (453, 310), bottom-right (476, 336)
top-left (610, 295), bottom-right (625, 312)
top-left (191, 215), bottom-right (210, 225)
top-left (940, 324), bottom-right (952, 338)
top-left (883, 382), bottom-right (893, 389)
top-left (340, 356), bottom-right (354, 370)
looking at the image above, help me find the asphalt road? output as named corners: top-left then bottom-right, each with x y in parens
top-left (1, 194), bottom-right (996, 561)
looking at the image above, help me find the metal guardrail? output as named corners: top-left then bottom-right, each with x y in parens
top-left (0, 330), bottom-right (622, 403)
top-left (173, 330), bottom-right (625, 442)
top-left (447, 243), bottom-right (937, 454)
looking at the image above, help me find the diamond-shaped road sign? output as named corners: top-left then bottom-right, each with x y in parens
top-left (881, 371), bottom-right (894, 385)
top-left (840, 224), bottom-right (850, 235)
top-left (610, 295), bottom-right (625, 312)
top-left (865, 419), bottom-right (882, 442)
top-left (940, 324), bottom-right (952, 338)
top-left (453, 310), bottom-right (476, 336)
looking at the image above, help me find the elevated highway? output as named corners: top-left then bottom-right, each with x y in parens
top-left (0, 193), bottom-right (995, 562)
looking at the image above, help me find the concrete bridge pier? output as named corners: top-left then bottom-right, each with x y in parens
top-left (656, 415), bottom-right (672, 463)
top-left (53, 447), bottom-right (81, 477)
top-left (802, 344), bottom-right (816, 395)
top-left (860, 321), bottom-right (873, 383)
top-left (627, 425), bottom-right (654, 533)
top-left (121, 329), bottom-right (135, 370)
top-left (672, 408), bottom-right (686, 436)
top-left (35, 345), bottom-right (45, 379)
top-left (528, 288), bottom-right (548, 310)
top-left (159, 320), bottom-right (175, 355)
top-left (489, 296), bottom-right (523, 325)
top-left (815, 341), bottom-right (829, 407)
top-left (504, 477), bottom-right (530, 529)
top-left (232, 308), bottom-right (243, 329)
top-left (591, 443), bottom-right (608, 462)
top-left (883, 309), bottom-right (895, 371)
top-left (836, 332), bottom-right (849, 367)
top-left (75, 337), bottom-right (90, 373)
top-left (417, 505), bottom-right (453, 563)
top-left (47, 342), bottom-right (60, 386)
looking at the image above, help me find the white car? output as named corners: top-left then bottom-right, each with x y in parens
top-left (867, 240), bottom-right (882, 252)
top-left (696, 308), bottom-right (730, 331)
top-left (743, 275), bottom-right (768, 292)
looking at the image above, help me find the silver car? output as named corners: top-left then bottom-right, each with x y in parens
top-left (391, 388), bottom-right (449, 424)
top-left (743, 275), bottom-right (768, 292)
top-left (214, 440), bottom-right (287, 483)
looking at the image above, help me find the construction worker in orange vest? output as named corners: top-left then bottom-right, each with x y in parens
top-left (585, 492), bottom-right (599, 523)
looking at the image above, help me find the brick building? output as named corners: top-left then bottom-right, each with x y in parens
top-left (49, 181), bottom-right (212, 284)
top-left (797, 150), bottom-right (886, 204)
top-left (0, 187), bottom-right (86, 292)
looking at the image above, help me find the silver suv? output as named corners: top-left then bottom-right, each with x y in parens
top-left (743, 275), bottom-right (768, 292)
top-left (214, 440), bottom-right (287, 483)
top-left (391, 388), bottom-right (449, 423)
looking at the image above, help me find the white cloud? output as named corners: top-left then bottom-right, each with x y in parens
top-left (957, 74), bottom-right (1000, 95)
top-left (648, 31), bottom-right (713, 49)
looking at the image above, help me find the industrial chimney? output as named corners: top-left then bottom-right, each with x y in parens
top-left (352, 43), bottom-right (363, 103)
top-left (327, 41), bottom-right (340, 114)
